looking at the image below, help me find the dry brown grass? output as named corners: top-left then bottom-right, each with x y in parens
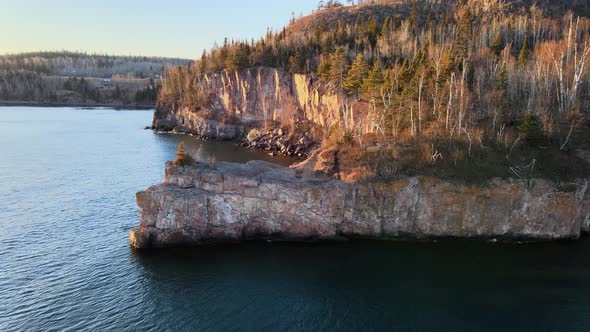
top-left (318, 130), bottom-right (589, 185)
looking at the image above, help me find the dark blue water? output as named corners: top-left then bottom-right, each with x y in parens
top-left (2, 107), bottom-right (590, 331)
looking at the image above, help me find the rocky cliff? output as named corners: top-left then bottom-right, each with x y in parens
top-left (153, 67), bottom-right (367, 139)
top-left (130, 161), bottom-right (586, 248)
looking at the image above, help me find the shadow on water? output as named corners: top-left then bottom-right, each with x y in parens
top-left (129, 239), bottom-right (590, 331)
top-left (153, 133), bottom-right (298, 167)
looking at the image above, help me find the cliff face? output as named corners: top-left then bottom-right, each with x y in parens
top-left (153, 67), bottom-right (366, 139)
top-left (130, 161), bottom-right (585, 248)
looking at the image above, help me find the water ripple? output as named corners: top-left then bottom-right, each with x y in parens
top-left (2, 107), bottom-right (590, 331)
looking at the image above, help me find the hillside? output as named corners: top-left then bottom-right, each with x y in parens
top-left (0, 52), bottom-right (190, 107)
top-left (156, 0), bottom-right (590, 184)
top-left (289, 0), bottom-right (590, 36)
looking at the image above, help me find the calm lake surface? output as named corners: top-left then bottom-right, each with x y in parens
top-left (1, 107), bottom-right (590, 331)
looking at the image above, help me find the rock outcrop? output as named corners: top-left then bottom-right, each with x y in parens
top-left (153, 67), bottom-right (369, 139)
top-left (130, 161), bottom-right (585, 248)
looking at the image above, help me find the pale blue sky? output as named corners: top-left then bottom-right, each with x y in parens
top-left (0, 0), bottom-right (317, 59)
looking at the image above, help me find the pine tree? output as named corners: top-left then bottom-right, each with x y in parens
top-left (518, 37), bottom-right (529, 68)
top-left (518, 112), bottom-right (545, 146)
top-left (465, 60), bottom-right (475, 92)
top-left (317, 55), bottom-right (332, 79)
top-left (455, 3), bottom-right (474, 64)
top-left (495, 62), bottom-right (509, 119)
top-left (289, 49), bottom-right (306, 74)
top-left (440, 48), bottom-right (455, 82)
top-left (174, 142), bottom-right (193, 166)
top-left (497, 62), bottom-right (508, 93)
top-left (409, 2), bottom-right (418, 34)
top-left (490, 32), bottom-right (504, 58)
top-left (363, 61), bottom-right (384, 96)
top-left (366, 17), bottom-right (380, 46)
top-left (343, 54), bottom-right (369, 95)
top-left (198, 51), bottom-right (207, 74)
top-left (225, 47), bottom-right (245, 72)
top-left (329, 47), bottom-right (349, 88)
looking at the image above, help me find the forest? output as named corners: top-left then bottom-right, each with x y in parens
top-left (0, 52), bottom-right (189, 106)
top-left (159, 0), bottom-right (590, 182)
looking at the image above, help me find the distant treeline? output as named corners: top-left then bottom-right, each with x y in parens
top-left (0, 52), bottom-right (190, 106)
top-left (0, 51), bottom-right (190, 78)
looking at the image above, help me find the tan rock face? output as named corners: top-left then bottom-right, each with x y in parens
top-left (130, 161), bottom-right (584, 248)
top-left (153, 67), bottom-right (371, 138)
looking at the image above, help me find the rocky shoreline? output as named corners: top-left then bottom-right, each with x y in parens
top-left (130, 160), bottom-right (588, 248)
top-left (243, 126), bottom-right (318, 158)
top-left (152, 115), bottom-right (319, 158)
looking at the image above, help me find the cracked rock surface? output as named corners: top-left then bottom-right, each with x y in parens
top-left (130, 160), bottom-right (585, 248)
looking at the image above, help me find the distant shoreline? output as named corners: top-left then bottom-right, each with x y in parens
top-left (0, 100), bottom-right (154, 110)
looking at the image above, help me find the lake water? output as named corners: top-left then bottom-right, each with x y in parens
top-left (1, 107), bottom-right (590, 331)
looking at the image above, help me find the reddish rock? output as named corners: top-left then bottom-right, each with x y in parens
top-left (130, 161), bottom-right (586, 248)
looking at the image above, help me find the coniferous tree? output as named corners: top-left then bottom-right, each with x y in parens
top-left (497, 62), bottom-right (508, 94)
top-left (174, 142), bottom-right (194, 166)
top-left (491, 32), bottom-right (504, 58)
top-left (289, 49), bottom-right (306, 74)
top-left (455, 3), bottom-right (474, 65)
top-left (518, 37), bottom-right (529, 68)
top-left (465, 59), bottom-right (475, 92)
top-left (496, 62), bottom-right (509, 119)
top-left (198, 51), bottom-right (207, 74)
top-left (409, 2), bottom-right (418, 34)
top-left (363, 61), bottom-right (384, 96)
top-left (343, 54), bottom-right (369, 95)
top-left (518, 112), bottom-right (545, 146)
top-left (329, 47), bottom-right (349, 88)
top-left (317, 56), bottom-right (332, 79)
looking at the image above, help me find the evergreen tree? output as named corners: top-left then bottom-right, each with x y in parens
top-left (363, 61), bottom-right (385, 96)
top-left (409, 2), bottom-right (418, 34)
top-left (317, 56), bottom-right (332, 79)
top-left (455, 3), bottom-right (474, 64)
top-left (343, 54), bottom-right (369, 95)
top-left (219, 38), bottom-right (229, 67)
top-left (518, 112), bottom-right (545, 146)
top-left (518, 37), bottom-right (529, 68)
top-left (490, 32), bottom-right (504, 58)
top-left (497, 62), bottom-right (508, 93)
top-left (198, 51), bottom-right (207, 74)
top-left (289, 49), bottom-right (306, 74)
top-left (366, 17), bottom-right (380, 46)
top-left (174, 142), bottom-right (194, 166)
top-left (329, 47), bottom-right (349, 88)
top-left (465, 59), bottom-right (475, 92)
top-left (226, 44), bottom-right (250, 71)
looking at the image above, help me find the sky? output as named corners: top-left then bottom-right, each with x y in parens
top-left (0, 0), bottom-right (318, 59)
